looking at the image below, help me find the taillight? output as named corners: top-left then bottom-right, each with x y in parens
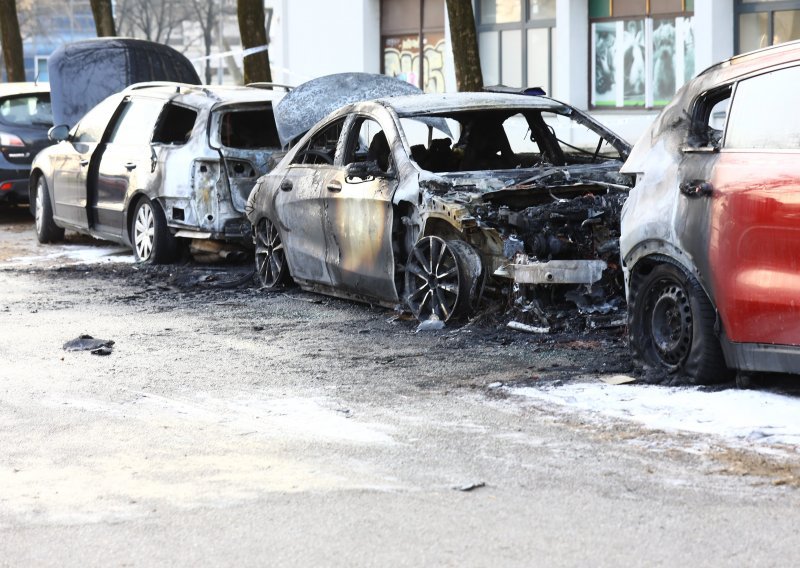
top-left (0, 132), bottom-right (25, 147)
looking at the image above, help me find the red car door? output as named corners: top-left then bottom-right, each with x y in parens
top-left (707, 65), bottom-right (800, 346)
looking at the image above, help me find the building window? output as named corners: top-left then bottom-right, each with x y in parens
top-left (381, 0), bottom-right (447, 93)
top-left (475, 0), bottom-right (556, 94)
top-left (590, 0), bottom-right (694, 109)
top-left (736, 1), bottom-right (800, 54)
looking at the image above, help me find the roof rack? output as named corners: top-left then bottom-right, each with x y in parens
top-left (246, 82), bottom-right (294, 92)
top-left (124, 81), bottom-right (209, 95)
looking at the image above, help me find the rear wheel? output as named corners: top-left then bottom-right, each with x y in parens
top-left (34, 176), bottom-right (64, 243)
top-left (630, 261), bottom-right (731, 384)
top-left (131, 198), bottom-right (178, 263)
top-left (404, 236), bottom-right (477, 322)
top-left (255, 218), bottom-right (290, 288)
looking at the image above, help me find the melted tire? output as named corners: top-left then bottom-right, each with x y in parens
top-left (629, 261), bottom-right (731, 384)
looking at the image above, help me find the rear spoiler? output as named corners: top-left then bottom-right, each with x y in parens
top-left (483, 85), bottom-right (547, 96)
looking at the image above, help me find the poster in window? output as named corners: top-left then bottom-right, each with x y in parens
top-left (652, 18), bottom-right (677, 104)
top-left (623, 19), bottom-right (645, 106)
top-left (650, 16), bottom-right (695, 105)
top-left (682, 17), bottom-right (695, 85)
top-left (592, 22), bottom-right (617, 107)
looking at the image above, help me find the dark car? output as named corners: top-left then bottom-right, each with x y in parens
top-left (247, 76), bottom-right (631, 324)
top-left (32, 82), bottom-right (285, 262)
top-left (620, 40), bottom-right (800, 385)
top-left (0, 83), bottom-right (52, 205)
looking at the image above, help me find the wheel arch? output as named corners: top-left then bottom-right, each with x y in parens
top-left (28, 168), bottom-right (48, 216)
top-left (125, 192), bottom-right (166, 246)
top-left (419, 216), bottom-right (464, 242)
top-left (624, 240), bottom-right (706, 301)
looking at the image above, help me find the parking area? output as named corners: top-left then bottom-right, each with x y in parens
top-left (2, 203), bottom-right (800, 565)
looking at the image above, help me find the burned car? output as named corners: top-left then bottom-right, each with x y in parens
top-left (620, 41), bottom-right (800, 384)
top-left (247, 86), bottom-right (632, 324)
top-left (32, 82), bottom-right (283, 262)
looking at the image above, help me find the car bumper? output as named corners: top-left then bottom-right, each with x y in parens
top-left (494, 259), bottom-right (607, 285)
top-left (0, 175), bottom-right (30, 203)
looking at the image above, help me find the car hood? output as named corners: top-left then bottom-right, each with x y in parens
top-left (49, 38), bottom-right (201, 128)
top-left (274, 72), bottom-right (423, 147)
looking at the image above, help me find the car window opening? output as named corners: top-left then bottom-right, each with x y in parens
top-left (219, 109), bottom-right (280, 149)
top-left (403, 110), bottom-right (622, 173)
top-left (153, 104), bottom-right (197, 145)
top-left (291, 118), bottom-right (345, 165)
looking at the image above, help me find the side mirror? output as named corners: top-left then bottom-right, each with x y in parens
top-left (345, 160), bottom-right (392, 183)
top-left (48, 124), bottom-right (70, 142)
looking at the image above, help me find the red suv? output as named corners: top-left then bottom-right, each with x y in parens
top-left (620, 41), bottom-right (800, 386)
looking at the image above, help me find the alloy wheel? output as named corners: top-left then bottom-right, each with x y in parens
top-left (133, 201), bottom-right (155, 261)
top-left (405, 236), bottom-right (463, 322)
top-left (255, 219), bottom-right (288, 288)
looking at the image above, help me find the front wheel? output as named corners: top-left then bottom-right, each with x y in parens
top-left (254, 218), bottom-right (291, 288)
top-left (131, 198), bottom-right (178, 263)
top-left (404, 236), bottom-right (478, 323)
top-left (629, 261), bottom-right (731, 384)
top-left (34, 176), bottom-right (64, 243)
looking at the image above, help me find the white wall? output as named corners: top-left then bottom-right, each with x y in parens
top-left (274, 0), bottom-right (381, 85)
top-left (694, 0), bottom-right (735, 73)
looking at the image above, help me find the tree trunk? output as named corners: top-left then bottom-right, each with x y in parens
top-left (237, 0), bottom-right (271, 85)
top-left (0, 0), bottom-right (26, 82)
top-left (90, 0), bottom-right (117, 37)
top-left (445, 0), bottom-right (483, 92)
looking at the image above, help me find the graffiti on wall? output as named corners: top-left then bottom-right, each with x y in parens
top-left (383, 33), bottom-right (446, 93)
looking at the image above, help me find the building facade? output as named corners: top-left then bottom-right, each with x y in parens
top-left (6, 0), bottom-right (800, 141)
top-left (266, 0), bottom-right (800, 141)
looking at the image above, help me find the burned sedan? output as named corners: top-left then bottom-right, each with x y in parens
top-left (247, 90), bottom-right (632, 324)
top-left (32, 82), bottom-right (283, 262)
top-left (621, 41), bottom-right (800, 384)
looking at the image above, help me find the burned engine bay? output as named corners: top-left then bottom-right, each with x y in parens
top-left (420, 163), bottom-right (632, 332)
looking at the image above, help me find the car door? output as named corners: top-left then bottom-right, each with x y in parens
top-left (92, 96), bottom-right (165, 236)
top-left (704, 66), bottom-right (800, 346)
top-left (50, 94), bottom-right (123, 228)
top-left (322, 115), bottom-right (399, 302)
top-left (273, 117), bottom-right (345, 285)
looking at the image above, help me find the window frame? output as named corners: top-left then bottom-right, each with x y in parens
top-left (475, 0), bottom-right (556, 93)
top-left (735, 0), bottom-right (800, 54)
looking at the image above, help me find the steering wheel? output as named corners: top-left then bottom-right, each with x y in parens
top-left (297, 149), bottom-right (334, 165)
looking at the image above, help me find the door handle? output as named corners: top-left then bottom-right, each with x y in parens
top-left (280, 179), bottom-right (293, 191)
top-left (124, 162), bottom-right (137, 171)
top-left (679, 180), bottom-right (713, 197)
top-left (327, 181), bottom-right (342, 192)
top-left (79, 159), bottom-right (89, 167)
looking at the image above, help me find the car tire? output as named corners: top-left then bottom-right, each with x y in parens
top-left (131, 198), bottom-right (178, 264)
top-left (255, 218), bottom-right (291, 288)
top-left (404, 236), bottom-right (477, 323)
top-left (34, 176), bottom-right (65, 244)
top-left (629, 261), bottom-right (731, 384)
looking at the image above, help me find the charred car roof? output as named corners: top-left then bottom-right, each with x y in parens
top-left (274, 72), bottom-right (423, 147)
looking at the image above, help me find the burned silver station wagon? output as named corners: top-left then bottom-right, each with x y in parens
top-left (32, 82), bottom-right (283, 262)
top-left (247, 89), bottom-right (632, 323)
